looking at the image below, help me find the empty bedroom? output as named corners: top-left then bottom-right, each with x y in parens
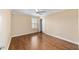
top-left (0, 9), bottom-right (79, 50)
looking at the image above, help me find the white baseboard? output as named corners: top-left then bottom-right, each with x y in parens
top-left (45, 33), bottom-right (79, 45)
top-left (0, 38), bottom-right (12, 50)
top-left (7, 38), bottom-right (11, 50)
top-left (11, 32), bottom-right (38, 37)
top-left (11, 33), bottom-right (28, 37)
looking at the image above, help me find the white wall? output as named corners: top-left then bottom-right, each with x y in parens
top-left (44, 10), bottom-right (79, 44)
top-left (0, 10), bottom-right (11, 49)
top-left (11, 13), bottom-right (39, 37)
top-left (78, 10), bottom-right (79, 43)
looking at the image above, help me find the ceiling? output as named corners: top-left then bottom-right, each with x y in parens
top-left (12, 9), bottom-right (64, 17)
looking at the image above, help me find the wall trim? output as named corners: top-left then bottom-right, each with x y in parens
top-left (1, 38), bottom-right (11, 50)
top-left (45, 33), bottom-right (79, 45)
top-left (11, 31), bottom-right (38, 37)
top-left (11, 32), bottom-right (39, 38)
top-left (7, 38), bottom-right (11, 50)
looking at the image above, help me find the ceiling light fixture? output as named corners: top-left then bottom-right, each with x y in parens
top-left (35, 9), bottom-right (46, 15)
top-left (35, 9), bottom-right (39, 12)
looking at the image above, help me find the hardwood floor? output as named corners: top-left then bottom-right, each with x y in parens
top-left (9, 32), bottom-right (78, 50)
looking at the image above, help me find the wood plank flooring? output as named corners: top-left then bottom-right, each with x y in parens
top-left (9, 32), bottom-right (78, 50)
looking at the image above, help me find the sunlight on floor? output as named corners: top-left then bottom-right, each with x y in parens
top-left (31, 35), bottom-right (39, 49)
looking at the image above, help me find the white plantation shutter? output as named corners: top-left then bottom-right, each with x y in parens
top-left (32, 17), bottom-right (37, 29)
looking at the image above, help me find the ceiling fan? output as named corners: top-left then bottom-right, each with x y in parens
top-left (35, 9), bottom-right (46, 15)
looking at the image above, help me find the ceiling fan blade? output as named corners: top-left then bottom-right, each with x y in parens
top-left (36, 11), bottom-right (46, 14)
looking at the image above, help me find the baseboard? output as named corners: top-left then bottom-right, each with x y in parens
top-left (7, 38), bottom-right (11, 50)
top-left (11, 33), bottom-right (28, 37)
top-left (11, 32), bottom-right (39, 38)
top-left (0, 38), bottom-right (12, 50)
top-left (45, 33), bottom-right (79, 45)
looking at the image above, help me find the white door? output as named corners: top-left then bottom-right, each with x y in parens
top-left (0, 10), bottom-right (11, 50)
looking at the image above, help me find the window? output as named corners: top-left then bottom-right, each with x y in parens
top-left (32, 17), bottom-right (37, 29)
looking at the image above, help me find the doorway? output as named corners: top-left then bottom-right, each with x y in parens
top-left (40, 19), bottom-right (42, 32)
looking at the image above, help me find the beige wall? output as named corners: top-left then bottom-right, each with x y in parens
top-left (11, 13), bottom-right (39, 37)
top-left (44, 10), bottom-right (79, 44)
top-left (78, 10), bottom-right (79, 42)
top-left (0, 10), bottom-right (11, 49)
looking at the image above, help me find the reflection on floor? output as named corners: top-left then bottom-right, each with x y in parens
top-left (9, 32), bottom-right (78, 50)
